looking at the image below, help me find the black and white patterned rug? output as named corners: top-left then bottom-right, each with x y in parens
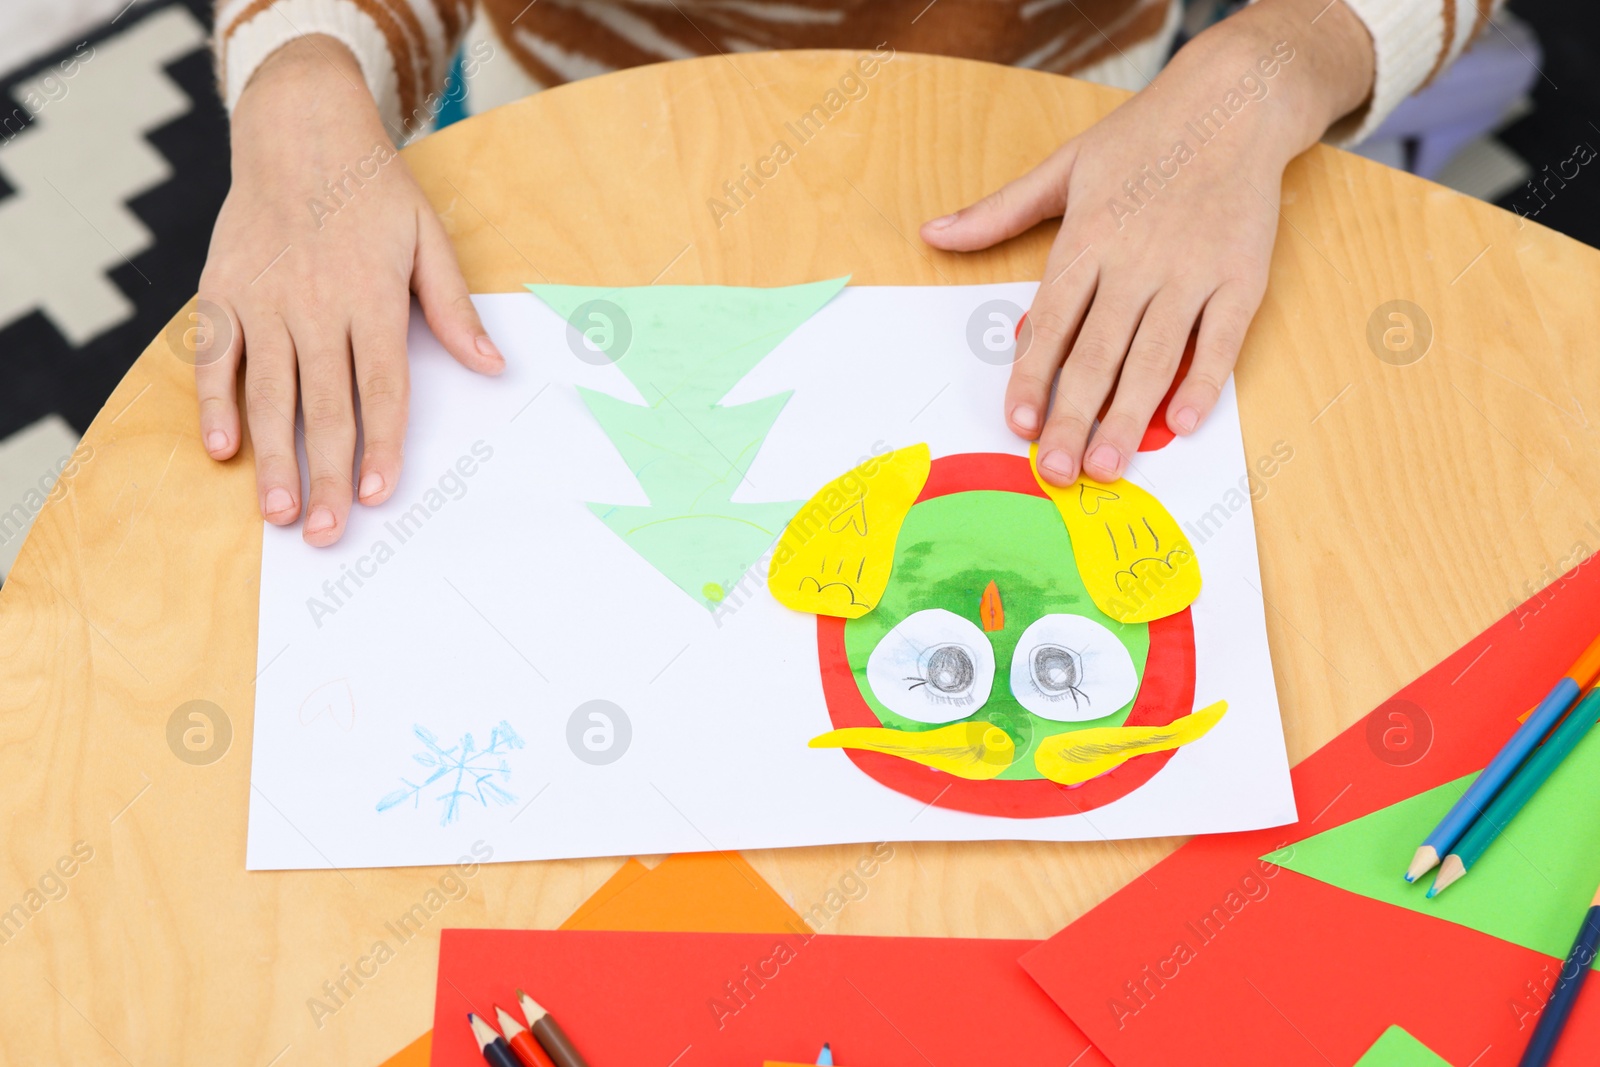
top-left (0, 0), bottom-right (226, 578)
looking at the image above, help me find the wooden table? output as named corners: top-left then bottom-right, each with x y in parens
top-left (4, 49), bottom-right (1597, 1066)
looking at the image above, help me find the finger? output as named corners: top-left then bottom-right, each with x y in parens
top-left (350, 296), bottom-right (411, 507)
top-left (1005, 242), bottom-right (1098, 442)
top-left (920, 144), bottom-right (1075, 252)
top-left (296, 323), bottom-right (358, 547)
top-left (412, 206), bottom-right (504, 375)
top-left (193, 293), bottom-right (243, 459)
top-left (241, 311), bottom-right (302, 525)
top-left (1166, 278), bottom-right (1266, 436)
top-left (1082, 286), bottom-right (1207, 480)
top-left (1037, 285), bottom-right (1149, 486)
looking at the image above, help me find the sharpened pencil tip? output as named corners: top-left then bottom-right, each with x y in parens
top-left (1429, 855), bottom-right (1466, 897)
top-left (1405, 845), bottom-right (1439, 883)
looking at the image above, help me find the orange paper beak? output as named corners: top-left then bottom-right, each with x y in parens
top-left (980, 579), bottom-right (1004, 632)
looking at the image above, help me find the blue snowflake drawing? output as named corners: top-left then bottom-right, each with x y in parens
top-left (376, 721), bottom-right (526, 826)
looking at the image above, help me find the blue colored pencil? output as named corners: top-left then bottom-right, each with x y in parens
top-left (1518, 882), bottom-right (1600, 1066)
top-left (1430, 689), bottom-right (1600, 896)
top-left (816, 1043), bottom-right (834, 1065)
top-left (1405, 653), bottom-right (1595, 884)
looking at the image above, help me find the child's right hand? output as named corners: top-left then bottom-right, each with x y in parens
top-left (195, 35), bottom-right (504, 547)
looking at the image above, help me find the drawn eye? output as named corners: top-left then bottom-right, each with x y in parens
top-left (866, 608), bottom-right (995, 724)
top-left (1009, 614), bottom-right (1138, 722)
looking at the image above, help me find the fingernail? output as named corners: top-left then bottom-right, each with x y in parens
top-left (1173, 406), bottom-right (1199, 433)
top-left (1088, 444), bottom-right (1122, 478)
top-left (206, 430), bottom-right (227, 454)
top-left (265, 487), bottom-right (294, 516)
top-left (359, 471), bottom-right (385, 501)
top-left (476, 335), bottom-right (503, 362)
top-left (1012, 406), bottom-right (1040, 434)
top-left (927, 213), bottom-right (958, 230)
top-left (1039, 448), bottom-right (1077, 481)
top-left (305, 506), bottom-right (335, 534)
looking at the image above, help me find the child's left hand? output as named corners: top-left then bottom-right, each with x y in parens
top-left (922, 0), bottom-right (1374, 485)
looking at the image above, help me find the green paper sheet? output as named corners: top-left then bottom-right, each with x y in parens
top-left (1264, 724), bottom-right (1600, 966)
top-left (528, 279), bottom-right (848, 609)
top-left (1354, 1026), bottom-right (1452, 1067)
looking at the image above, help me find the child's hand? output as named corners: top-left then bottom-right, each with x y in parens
top-left (922, 0), bottom-right (1373, 485)
top-left (195, 36), bottom-right (503, 546)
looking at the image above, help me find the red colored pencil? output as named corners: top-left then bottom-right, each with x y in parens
top-left (496, 1004), bottom-right (557, 1067)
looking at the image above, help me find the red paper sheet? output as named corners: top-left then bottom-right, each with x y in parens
top-left (432, 929), bottom-right (1106, 1066)
top-left (1020, 556), bottom-right (1600, 1065)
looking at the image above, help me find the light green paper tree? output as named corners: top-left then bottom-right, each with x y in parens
top-left (528, 279), bottom-right (848, 610)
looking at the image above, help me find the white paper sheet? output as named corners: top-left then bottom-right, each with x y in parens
top-left (247, 284), bottom-right (1296, 870)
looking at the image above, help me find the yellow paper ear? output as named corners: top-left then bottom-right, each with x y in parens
top-left (767, 444), bottom-right (931, 618)
top-left (1029, 444), bottom-right (1200, 623)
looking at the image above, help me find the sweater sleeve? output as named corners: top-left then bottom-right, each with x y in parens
top-left (1328, 0), bottom-right (1510, 144)
top-left (213, 0), bottom-right (472, 137)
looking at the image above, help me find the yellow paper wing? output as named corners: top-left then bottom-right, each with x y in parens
top-left (767, 444), bottom-right (931, 618)
top-left (1033, 700), bottom-right (1227, 785)
top-left (809, 722), bottom-right (1015, 780)
top-left (1028, 444), bottom-right (1200, 623)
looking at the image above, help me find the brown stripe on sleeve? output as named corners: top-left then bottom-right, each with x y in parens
top-left (495, 30), bottom-right (566, 89)
top-left (1419, 0), bottom-right (1458, 88)
top-left (346, 0), bottom-right (424, 122)
top-left (437, 0), bottom-right (470, 44)
top-left (374, 0), bottom-right (435, 98)
top-left (1471, 0), bottom-right (1497, 39)
top-left (217, 0), bottom-right (284, 87)
top-left (487, 4), bottom-right (610, 87)
top-left (517, 1), bottom-right (704, 74)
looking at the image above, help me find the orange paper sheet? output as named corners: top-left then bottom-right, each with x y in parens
top-left (377, 853), bottom-right (807, 1066)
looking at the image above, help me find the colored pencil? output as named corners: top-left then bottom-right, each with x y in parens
top-left (817, 1043), bottom-right (834, 1066)
top-left (496, 1005), bottom-right (557, 1067)
top-left (468, 1013), bottom-right (523, 1067)
top-left (1405, 633), bottom-right (1600, 882)
top-left (1518, 880), bottom-right (1600, 1066)
top-left (1430, 688), bottom-right (1600, 896)
top-left (517, 989), bottom-right (591, 1067)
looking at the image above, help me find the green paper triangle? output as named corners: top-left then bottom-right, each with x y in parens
top-left (529, 279), bottom-right (848, 609)
top-left (1354, 1026), bottom-right (1451, 1067)
top-left (1263, 725), bottom-right (1600, 966)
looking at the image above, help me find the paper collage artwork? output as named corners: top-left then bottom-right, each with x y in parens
top-left (768, 439), bottom-right (1226, 817)
top-left (247, 281), bottom-right (1295, 869)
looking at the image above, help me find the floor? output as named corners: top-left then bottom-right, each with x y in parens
top-left (0, 0), bottom-right (1594, 582)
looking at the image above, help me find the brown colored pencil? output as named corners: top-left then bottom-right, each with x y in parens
top-left (516, 988), bottom-right (591, 1067)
